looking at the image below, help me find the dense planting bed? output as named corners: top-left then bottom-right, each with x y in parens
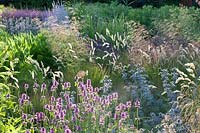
top-left (0, 1), bottom-right (200, 133)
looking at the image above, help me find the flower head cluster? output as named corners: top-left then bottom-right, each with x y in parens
top-left (19, 93), bottom-right (30, 106)
top-left (19, 79), bottom-right (135, 132)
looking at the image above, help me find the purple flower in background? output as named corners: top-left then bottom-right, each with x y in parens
top-left (64, 93), bottom-right (70, 102)
top-left (74, 107), bottom-right (80, 114)
top-left (19, 98), bottom-right (24, 106)
top-left (19, 93), bottom-right (30, 106)
top-left (49, 105), bottom-right (54, 111)
top-left (51, 85), bottom-right (56, 91)
top-left (56, 104), bottom-right (62, 111)
top-left (1, 9), bottom-right (50, 21)
top-left (41, 83), bottom-right (46, 90)
top-left (51, 80), bottom-right (59, 91)
top-left (120, 112), bottom-right (128, 120)
top-left (114, 113), bottom-right (118, 120)
top-left (86, 79), bottom-right (91, 88)
top-left (33, 82), bottom-right (39, 89)
top-left (57, 97), bottom-right (62, 105)
top-left (21, 93), bottom-right (28, 100)
top-left (112, 92), bottom-right (118, 100)
top-left (24, 83), bottom-right (29, 90)
top-left (35, 112), bottom-right (45, 122)
top-left (25, 130), bottom-right (31, 133)
top-left (50, 96), bottom-right (55, 103)
top-left (64, 128), bottom-right (72, 133)
top-left (108, 95), bottom-right (113, 101)
top-left (63, 82), bottom-right (71, 89)
top-left (75, 126), bottom-right (81, 131)
top-left (126, 101), bottom-right (132, 109)
top-left (49, 128), bottom-right (55, 133)
top-left (22, 113), bottom-right (28, 120)
top-left (71, 115), bottom-right (76, 122)
top-left (6, 93), bottom-right (10, 99)
top-left (134, 99), bottom-right (141, 108)
top-left (44, 104), bottom-right (49, 110)
top-left (29, 117), bottom-right (34, 123)
top-left (115, 104), bottom-right (122, 112)
top-left (40, 127), bottom-right (46, 133)
top-left (94, 87), bottom-right (99, 92)
top-left (53, 80), bottom-right (59, 87)
top-left (59, 111), bottom-right (66, 120)
top-left (99, 115), bottom-right (105, 125)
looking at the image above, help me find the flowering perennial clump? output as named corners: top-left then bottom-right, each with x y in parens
top-left (19, 79), bottom-right (137, 132)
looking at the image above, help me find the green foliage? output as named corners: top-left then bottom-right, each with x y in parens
top-left (154, 7), bottom-right (200, 41)
top-left (0, 43), bottom-right (22, 132)
top-left (128, 5), bottom-right (200, 41)
top-left (0, 30), bottom-right (60, 71)
top-left (69, 2), bottom-right (130, 38)
top-left (70, 3), bottom-right (134, 71)
top-left (41, 27), bottom-right (87, 69)
top-left (11, 0), bottom-right (54, 9)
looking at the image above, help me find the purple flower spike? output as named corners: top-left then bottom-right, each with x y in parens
top-left (75, 126), bottom-right (81, 131)
top-left (59, 111), bottom-right (65, 120)
top-left (50, 85), bottom-right (56, 91)
top-left (134, 99), bottom-right (141, 108)
top-left (64, 128), bottom-right (72, 133)
top-left (86, 79), bottom-right (91, 88)
top-left (22, 113), bottom-right (28, 120)
top-left (50, 96), bottom-right (55, 103)
top-left (114, 113), bottom-right (118, 120)
top-left (50, 128), bottom-right (55, 133)
top-left (112, 92), bottom-right (118, 100)
top-left (6, 93), bottom-right (10, 99)
top-left (126, 101), bottom-right (132, 109)
top-left (57, 97), bottom-right (62, 105)
top-left (64, 82), bottom-right (71, 89)
top-left (25, 130), bottom-right (31, 133)
top-left (64, 93), bottom-right (70, 102)
top-left (120, 112), bottom-right (128, 120)
top-left (41, 83), bottom-right (46, 90)
top-left (19, 98), bottom-right (24, 106)
top-left (53, 80), bottom-right (59, 87)
top-left (33, 83), bottom-right (39, 88)
top-left (40, 127), bottom-right (46, 133)
top-left (29, 117), bottom-right (34, 123)
top-left (24, 83), bottom-right (29, 90)
top-left (99, 115), bottom-right (105, 125)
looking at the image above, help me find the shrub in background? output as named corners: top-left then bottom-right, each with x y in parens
top-left (11, 0), bottom-right (54, 9)
top-left (1, 9), bottom-right (50, 34)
